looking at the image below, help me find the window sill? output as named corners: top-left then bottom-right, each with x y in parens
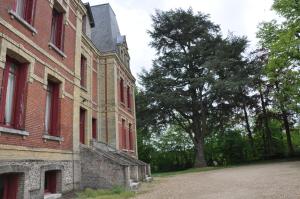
top-left (43, 134), bottom-right (64, 143)
top-left (80, 86), bottom-right (88, 92)
top-left (8, 10), bottom-right (37, 35)
top-left (44, 193), bottom-right (62, 199)
top-left (122, 149), bottom-right (135, 153)
top-left (0, 126), bottom-right (29, 137)
top-left (48, 43), bottom-right (67, 58)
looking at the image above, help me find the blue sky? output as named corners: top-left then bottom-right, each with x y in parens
top-left (83, 0), bottom-right (276, 80)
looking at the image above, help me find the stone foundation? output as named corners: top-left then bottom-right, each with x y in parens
top-left (0, 159), bottom-right (79, 199)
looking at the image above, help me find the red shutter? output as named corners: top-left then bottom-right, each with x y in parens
top-left (24, 0), bottom-right (34, 24)
top-left (122, 120), bottom-right (126, 149)
top-left (50, 84), bottom-right (60, 136)
top-left (129, 124), bottom-right (133, 150)
top-left (127, 87), bottom-right (131, 108)
top-left (14, 64), bottom-right (28, 130)
top-left (8, 174), bottom-right (18, 199)
top-left (80, 109), bottom-right (85, 144)
top-left (92, 119), bottom-right (97, 139)
top-left (49, 172), bottom-right (57, 193)
top-left (119, 124), bottom-right (123, 149)
top-left (0, 61), bottom-right (10, 124)
top-left (56, 13), bottom-right (63, 49)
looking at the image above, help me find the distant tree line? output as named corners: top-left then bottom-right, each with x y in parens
top-left (136, 0), bottom-right (300, 172)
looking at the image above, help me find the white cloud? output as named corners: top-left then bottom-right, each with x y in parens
top-left (83, 0), bottom-right (276, 80)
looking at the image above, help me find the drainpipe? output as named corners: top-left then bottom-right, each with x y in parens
top-left (104, 58), bottom-right (108, 144)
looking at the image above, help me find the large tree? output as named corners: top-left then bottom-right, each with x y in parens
top-left (257, 0), bottom-right (300, 156)
top-left (140, 9), bottom-right (248, 167)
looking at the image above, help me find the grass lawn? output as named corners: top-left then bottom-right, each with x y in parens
top-left (152, 166), bottom-right (223, 177)
top-left (76, 187), bottom-right (135, 199)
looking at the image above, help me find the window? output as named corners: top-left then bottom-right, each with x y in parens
top-left (50, 7), bottom-right (64, 50)
top-left (80, 108), bottom-right (85, 144)
top-left (129, 123), bottom-right (133, 150)
top-left (127, 86), bottom-right (131, 109)
top-left (44, 171), bottom-right (57, 194)
top-left (121, 119), bottom-right (126, 149)
top-left (15, 0), bottom-right (36, 24)
top-left (120, 78), bottom-right (124, 103)
top-left (45, 80), bottom-right (60, 136)
top-left (82, 15), bottom-right (87, 34)
top-left (80, 55), bottom-right (87, 88)
top-left (0, 173), bottom-right (19, 199)
top-left (0, 57), bottom-right (27, 129)
top-left (92, 118), bottom-right (97, 140)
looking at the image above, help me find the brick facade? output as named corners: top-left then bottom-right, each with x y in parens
top-left (0, 0), bottom-right (139, 198)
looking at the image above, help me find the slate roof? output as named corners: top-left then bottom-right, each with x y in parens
top-left (91, 3), bottom-right (126, 53)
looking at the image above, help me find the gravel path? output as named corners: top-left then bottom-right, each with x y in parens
top-left (135, 161), bottom-right (300, 199)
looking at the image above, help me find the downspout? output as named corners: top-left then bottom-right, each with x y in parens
top-left (104, 58), bottom-right (108, 143)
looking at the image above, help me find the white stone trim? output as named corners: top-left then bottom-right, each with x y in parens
top-left (0, 126), bottom-right (29, 136)
top-left (8, 10), bottom-right (37, 35)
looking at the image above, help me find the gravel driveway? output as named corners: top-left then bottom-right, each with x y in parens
top-left (135, 161), bottom-right (300, 199)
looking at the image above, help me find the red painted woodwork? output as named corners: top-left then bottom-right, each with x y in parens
top-left (120, 78), bottom-right (124, 103)
top-left (121, 119), bottom-right (126, 149)
top-left (127, 86), bottom-right (131, 109)
top-left (51, 9), bottom-right (64, 50)
top-left (1, 173), bottom-right (19, 199)
top-left (44, 171), bottom-right (57, 194)
top-left (49, 82), bottom-right (60, 136)
top-left (80, 108), bottom-right (85, 144)
top-left (92, 118), bottom-right (97, 139)
top-left (80, 56), bottom-right (87, 87)
top-left (24, 0), bottom-right (35, 24)
top-left (14, 63), bottom-right (28, 130)
top-left (129, 124), bottom-right (133, 150)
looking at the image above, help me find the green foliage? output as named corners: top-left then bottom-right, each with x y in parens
top-left (137, 0), bottom-right (300, 173)
top-left (140, 8), bottom-right (249, 167)
top-left (77, 187), bottom-right (134, 199)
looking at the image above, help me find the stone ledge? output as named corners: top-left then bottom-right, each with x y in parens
top-left (44, 193), bottom-right (62, 199)
top-left (48, 43), bottom-right (67, 58)
top-left (42, 134), bottom-right (64, 143)
top-left (0, 126), bottom-right (29, 136)
top-left (8, 10), bottom-right (37, 35)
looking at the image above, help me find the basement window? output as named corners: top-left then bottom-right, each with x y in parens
top-left (44, 171), bottom-right (57, 194)
top-left (0, 173), bottom-right (19, 199)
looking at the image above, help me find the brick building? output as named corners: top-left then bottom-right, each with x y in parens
top-left (0, 1), bottom-right (149, 198)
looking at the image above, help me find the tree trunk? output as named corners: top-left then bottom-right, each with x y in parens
top-left (259, 87), bottom-right (273, 157)
top-left (282, 111), bottom-right (294, 156)
top-left (274, 82), bottom-right (294, 156)
top-left (242, 104), bottom-right (254, 149)
top-left (194, 137), bottom-right (207, 167)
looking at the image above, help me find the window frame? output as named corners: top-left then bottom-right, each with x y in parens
top-left (50, 6), bottom-right (65, 51)
top-left (44, 80), bottom-right (60, 137)
top-left (0, 173), bottom-right (19, 199)
top-left (80, 55), bottom-right (87, 88)
top-left (0, 57), bottom-right (28, 130)
top-left (14, 0), bottom-right (36, 25)
top-left (92, 118), bottom-right (97, 140)
top-left (44, 171), bottom-right (57, 194)
top-left (120, 78), bottom-right (124, 103)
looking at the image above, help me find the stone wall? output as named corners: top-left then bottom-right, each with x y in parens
top-left (0, 159), bottom-right (78, 199)
top-left (80, 146), bottom-right (130, 189)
